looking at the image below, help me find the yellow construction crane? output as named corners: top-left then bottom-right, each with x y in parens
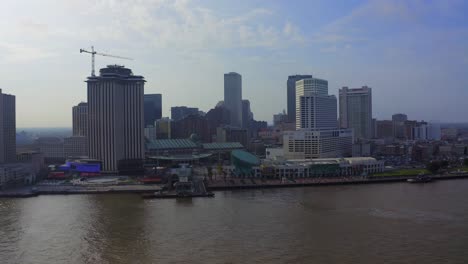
top-left (79, 46), bottom-right (133, 76)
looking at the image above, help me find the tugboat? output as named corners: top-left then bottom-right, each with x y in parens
top-left (407, 174), bottom-right (433, 183)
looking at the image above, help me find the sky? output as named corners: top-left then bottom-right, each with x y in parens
top-left (1, 0), bottom-right (467, 127)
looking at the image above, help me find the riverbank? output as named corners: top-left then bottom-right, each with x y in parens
top-left (2, 174), bottom-right (468, 198)
top-left (205, 174), bottom-right (468, 191)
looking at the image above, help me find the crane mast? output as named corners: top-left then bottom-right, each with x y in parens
top-left (80, 46), bottom-right (133, 76)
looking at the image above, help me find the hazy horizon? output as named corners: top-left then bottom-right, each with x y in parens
top-left (1, 0), bottom-right (467, 127)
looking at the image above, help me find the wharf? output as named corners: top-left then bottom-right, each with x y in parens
top-left (206, 174), bottom-right (468, 191)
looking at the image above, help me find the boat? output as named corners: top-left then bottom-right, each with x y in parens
top-left (407, 174), bottom-right (433, 183)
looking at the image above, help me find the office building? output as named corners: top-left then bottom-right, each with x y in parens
top-left (339, 86), bottom-right (372, 139)
top-left (392, 113), bottom-right (408, 139)
top-left (172, 115), bottom-right (210, 142)
top-left (64, 136), bottom-right (88, 158)
top-left (427, 122), bottom-right (441, 140)
top-left (283, 129), bottom-right (353, 159)
top-left (72, 102), bottom-right (88, 137)
top-left (284, 77), bottom-right (353, 159)
top-left (87, 65), bottom-right (145, 173)
top-left (287, 75), bottom-right (312, 123)
top-left (295, 77), bottom-right (336, 130)
top-left (144, 94), bottom-right (162, 127)
top-left (144, 126), bottom-right (158, 141)
top-left (242, 99), bottom-right (253, 129)
top-left (376, 120), bottom-right (393, 138)
top-left (171, 106), bottom-right (199, 121)
top-left (273, 111), bottom-right (289, 126)
top-left (224, 72), bottom-right (242, 128)
top-left (0, 89), bottom-right (16, 163)
top-left (155, 118), bottom-right (172, 139)
top-left (35, 137), bottom-right (64, 160)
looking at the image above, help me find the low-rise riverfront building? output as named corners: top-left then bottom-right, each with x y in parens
top-left (253, 157), bottom-right (384, 179)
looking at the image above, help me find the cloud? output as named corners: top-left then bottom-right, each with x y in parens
top-left (60, 0), bottom-right (303, 51)
top-left (0, 42), bottom-right (57, 63)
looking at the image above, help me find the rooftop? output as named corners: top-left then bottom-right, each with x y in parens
top-left (202, 142), bottom-right (244, 150)
top-left (147, 139), bottom-right (198, 150)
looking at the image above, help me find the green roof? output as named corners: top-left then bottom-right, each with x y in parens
top-left (231, 150), bottom-right (260, 166)
top-left (147, 139), bottom-right (198, 150)
top-left (202, 142), bottom-right (244, 150)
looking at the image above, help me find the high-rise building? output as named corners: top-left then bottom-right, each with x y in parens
top-left (242, 99), bottom-right (253, 129)
top-left (376, 120), bottom-right (393, 138)
top-left (287, 75), bottom-right (312, 123)
top-left (295, 78), bottom-right (336, 130)
top-left (427, 122), bottom-right (441, 140)
top-left (339, 86), bottom-right (372, 140)
top-left (144, 94), bottom-right (162, 127)
top-left (224, 72), bottom-right (242, 128)
top-left (171, 106), bottom-right (199, 121)
top-left (0, 89), bottom-right (16, 163)
top-left (392, 113), bottom-right (408, 139)
top-left (283, 77), bottom-right (353, 159)
top-left (87, 65), bottom-right (145, 173)
top-left (72, 102), bottom-right (88, 137)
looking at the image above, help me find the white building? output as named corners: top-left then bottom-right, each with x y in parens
top-left (284, 77), bottom-right (353, 160)
top-left (295, 78), bottom-right (336, 130)
top-left (253, 157), bottom-right (384, 178)
top-left (339, 86), bottom-right (372, 139)
top-left (87, 65), bottom-right (145, 172)
top-left (0, 89), bottom-right (16, 163)
top-left (224, 72), bottom-right (243, 128)
top-left (283, 129), bottom-right (353, 159)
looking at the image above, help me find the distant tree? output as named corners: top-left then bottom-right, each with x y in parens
top-left (440, 160), bottom-right (449, 169)
top-left (427, 161), bottom-right (441, 174)
top-left (464, 158), bottom-right (468, 167)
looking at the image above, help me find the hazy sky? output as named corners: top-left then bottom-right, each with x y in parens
top-left (1, 0), bottom-right (467, 127)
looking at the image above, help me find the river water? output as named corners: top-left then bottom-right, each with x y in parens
top-left (1, 180), bottom-right (468, 264)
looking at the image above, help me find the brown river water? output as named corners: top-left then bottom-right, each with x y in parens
top-left (1, 180), bottom-right (468, 264)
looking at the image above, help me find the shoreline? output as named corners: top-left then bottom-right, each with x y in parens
top-left (1, 174), bottom-right (468, 198)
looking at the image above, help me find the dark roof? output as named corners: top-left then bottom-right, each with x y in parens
top-left (147, 139), bottom-right (198, 150)
top-left (202, 142), bottom-right (244, 150)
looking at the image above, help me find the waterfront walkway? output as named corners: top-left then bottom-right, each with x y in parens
top-left (2, 174), bottom-right (468, 198)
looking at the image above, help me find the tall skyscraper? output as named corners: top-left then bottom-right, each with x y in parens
top-left (339, 86), bottom-right (373, 139)
top-left (283, 77), bottom-right (353, 159)
top-left (287, 75), bottom-right (312, 123)
top-left (0, 89), bottom-right (16, 163)
top-left (87, 65), bottom-right (145, 173)
top-left (144, 94), bottom-right (162, 127)
top-left (72, 102), bottom-right (88, 136)
top-left (295, 77), bottom-right (336, 130)
top-left (224, 72), bottom-right (242, 128)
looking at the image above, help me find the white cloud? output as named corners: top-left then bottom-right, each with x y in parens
top-left (0, 42), bottom-right (57, 63)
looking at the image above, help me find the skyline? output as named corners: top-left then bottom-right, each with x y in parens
top-left (1, 0), bottom-right (468, 127)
